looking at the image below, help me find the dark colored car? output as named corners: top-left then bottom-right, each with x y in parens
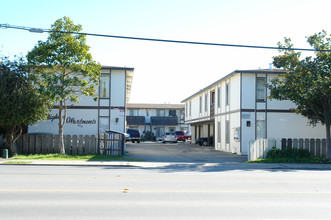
top-left (175, 131), bottom-right (185, 141)
top-left (126, 128), bottom-right (141, 143)
top-left (195, 137), bottom-right (213, 146)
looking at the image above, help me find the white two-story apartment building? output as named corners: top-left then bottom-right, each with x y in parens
top-left (126, 103), bottom-right (187, 140)
top-left (182, 69), bottom-right (325, 155)
top-left (29, 66), bottom-right (134, 135)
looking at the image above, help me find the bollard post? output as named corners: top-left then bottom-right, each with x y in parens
top-left (2, 149), bottom-right (8, 159)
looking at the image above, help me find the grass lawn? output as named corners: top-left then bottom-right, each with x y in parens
top-left (246, 157), bottom-right (329, 164)
top-left (10, 154), bottom-right (144, 161)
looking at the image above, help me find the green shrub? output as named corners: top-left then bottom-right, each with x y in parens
top-left (266, 147), bottom-right (312, 159)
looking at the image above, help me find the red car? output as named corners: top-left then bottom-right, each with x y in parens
top-left (175, 131), bottom-right (186, 141)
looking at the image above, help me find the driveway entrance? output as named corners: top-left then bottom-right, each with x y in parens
top-left (125, 142), bottom-right (247, 163)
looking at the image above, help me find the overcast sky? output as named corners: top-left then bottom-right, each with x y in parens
top-left (1, 0), bottom-right (330, 104)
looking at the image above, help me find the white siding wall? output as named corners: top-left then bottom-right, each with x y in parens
top-left (241, 74), bottom-right (256, 109)
top-left (29, 68), bottom-right (129, 135)
top-left (184, 71), bottom-right (326, 156)
top-left (29, 109), bottom-right (98, 135)
top-left (267, 113), bottom-right (325, 139)
top-left (111, 70), bottom-right (126, 107)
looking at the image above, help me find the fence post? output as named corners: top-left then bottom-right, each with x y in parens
top-left (315, 139), bottom-right (321, 157)
top-left (103, 133), bottom-right (107, 155)
top-left (84, 135), bottom-right (89, 155)
top-left (15, 136), bottom-right (22, 154)
top-left (54, 135), bottom-right (59, 153)
top-left (71, 135), bottom-right (77, 155)
top-left (322, 139), bottom-right (327, 157)
top-left (299, 138), bottom-right (304, 150)
top-left (35, 135), bottom-right (42, 154)
top-left (78, 135), bottom-right (84, 155)
top-left (48, 134), bottom-right (54, 153)
top-left (65, 135), bottom-right (71, 155)
top-left (281, 138), bottom-right (286, 150)
top-left (275, 138), bottom-right (281, 149)
top-left (42, 135), bottom-right (48, 154)
top-left (97, 133), bottom-right (100, 154)
top-left (287, 138), bottom-right (292, 148)
top-left (22, 134), bottom-right (28, 154)
top-left (248, 141), bottom-right (252, 161)
top-left (310, 139), bottom-right (316, 156)
top-left (91, 135), bottom-right (96, 154)
top-left (293, 139), bottom-right (298, 149)
top-left (304, 138), bottom-right (309, 151)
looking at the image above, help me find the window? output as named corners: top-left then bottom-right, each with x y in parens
top-left (185, 103), bottom-right (188, 116)
top-left (129, 109), bottom-right (138, 116)
top-left (205, 93), bottom-right (208, 112)
top-left (225, 83), bottom-right (230, 105)
top-left (169, 109), bottom-right (176, 117)
top-left (157, 109), bottom-right (165, 117)
top-left (217, 121), bottom-right (221, 143)
top-left (99, 117), bottom-right (109, 133)
top-left (225, 120), bottom-right (230, 143)
top-left (99, 75), bottom-right (110, 98)
top-left (256, 77), bottom-right (266, 102)
top-left (189, 101), bottom-right (192, 116)
top-left (199, 96), bottom-right (202, 113)
top-left (217, 87), bottom-right (221, 108)
top-left (256, 120), bottom-right (266, 139)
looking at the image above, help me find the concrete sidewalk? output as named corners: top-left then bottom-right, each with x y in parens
top-left (1, 158), bottom-right (331, 171)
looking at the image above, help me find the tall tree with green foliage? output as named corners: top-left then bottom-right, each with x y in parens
top-left (268, 30), bottom-right (331, 159)
top-left (0, 56), bottom-right (51, 156)
top-left (27, 17), bottom-right (101, 155)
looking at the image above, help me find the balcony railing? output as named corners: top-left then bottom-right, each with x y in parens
top-left (151, 116), bottom-right (178, 125)
top-left (126, 116), bottom-right (145, 125)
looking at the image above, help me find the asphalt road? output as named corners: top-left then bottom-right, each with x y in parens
top-left (2, 163), bottom-right (331, 219)
top-left (124, 141), bottom-right (248, 163)
top-left (2, 142), bottom-right (331, 219)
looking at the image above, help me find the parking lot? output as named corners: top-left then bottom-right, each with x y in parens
top-left (125, 141), bottom-right (247, 163)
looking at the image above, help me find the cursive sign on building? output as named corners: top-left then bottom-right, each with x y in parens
top-left (47, 114), bottom-right (96, 128)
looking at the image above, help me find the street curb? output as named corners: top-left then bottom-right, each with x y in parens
top-left (1, 159), bottom-right (331, 170)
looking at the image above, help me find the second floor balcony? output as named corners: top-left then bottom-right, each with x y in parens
top-left (126, 116), bottom-right (178, 126)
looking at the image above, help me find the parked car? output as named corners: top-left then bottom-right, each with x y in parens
top-left (184, 131), bottom-right (191, 141)
top-left (195, 137), bottom-right (213, 146)
top-left (126, 128), bottom-right (141, 143)
top-left (175, 131), bottom-right (185, 141)
top-left (162, 132), bottom-right (178, 143)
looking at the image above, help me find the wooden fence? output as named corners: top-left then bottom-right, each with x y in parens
top-left (248, 138), bottom-right (327, 161)
top-left (15, 133), bottom-right (125, 155)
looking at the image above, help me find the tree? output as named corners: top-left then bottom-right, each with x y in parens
top-left (27, 17), bottom-right (101, 155)
top-left (0, 56), bottom-right (50, 156)
top-left (268, 30), bottom-right (331, 159)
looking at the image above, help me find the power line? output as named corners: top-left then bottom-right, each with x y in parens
top-left (1, 23), bottom-right (330, 52)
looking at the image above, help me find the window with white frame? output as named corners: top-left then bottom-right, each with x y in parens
top-left (185, 102), bottom-right (188, 116)
top-left (218, 121), bottom-right (221, 143)
top-left (99, 75), bottom-right (110, 98)
top-left (256, 120), bottom-right (266, 139)
top-left (129, 109), bottom-right (138, 116)
top-left (199, 96), bottom-right (202, 113)
top-left (157, 109), bottom-right (165, 117)
top-left (225, 120), bottom-right (230, 143)
top-left (189, 101), bottom-right (192, 116)
top-left (217, 86), bottom-right (221, 108)
top-left (169, 109), bottom-right (176, 117)
top-left (225, 83), bottom-right (230, 106)
top-left (99, 117), bottom-right (109, 133)
top-left (256, 77), bottom-right (266, 102)
top-left (205, 93), bottom-right (208, 112)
